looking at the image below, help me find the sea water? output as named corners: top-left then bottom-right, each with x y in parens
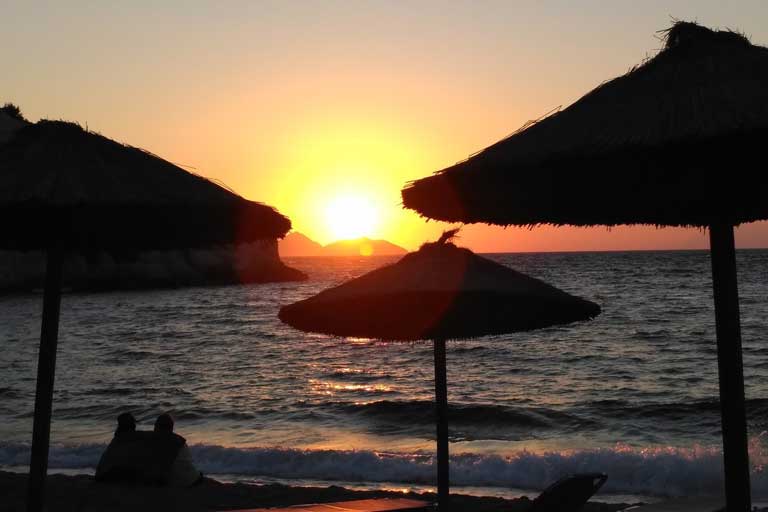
top-left (1, 250), bottom-right (767, 502)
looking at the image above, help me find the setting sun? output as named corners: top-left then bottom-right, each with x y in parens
top-left (324, 195), bottom-right (380, 241)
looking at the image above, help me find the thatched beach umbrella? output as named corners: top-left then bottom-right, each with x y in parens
top-left (0, 116), bottom-right (291, 512)
top-left (279, 234), bottom-right (600, 508)
top-left (402, 22), bottom-right (767, 511)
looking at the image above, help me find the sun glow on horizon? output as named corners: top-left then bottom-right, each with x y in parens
top-left (325, 194), bottom-right (380, 241)
top-left (262, 112), bottom-right (451, 249)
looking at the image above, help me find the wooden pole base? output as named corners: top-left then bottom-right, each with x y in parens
top-left (433, 339), bottom-right (449, 509)
top-left (27, 247), bottom-right (64, 512)
top-left (709, 223), bottom-right (751, 512)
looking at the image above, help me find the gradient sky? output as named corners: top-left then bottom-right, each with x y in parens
top-left (4, 1), bottom-right (768, 252)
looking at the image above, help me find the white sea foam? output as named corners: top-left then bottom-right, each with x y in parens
top-left (2, 440), bottom-right (767, 498)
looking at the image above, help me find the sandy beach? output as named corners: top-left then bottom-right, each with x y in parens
top-left (0, 471), bottom-right (631, 512)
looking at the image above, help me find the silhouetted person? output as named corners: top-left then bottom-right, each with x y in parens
top-left (152, 413), bottom-right (202, 487)
top-left (95, 412), bottom-right (144, 482)
top-left (154, 413), bottom-right (174, 433)
top-left (115, 412), bottom-right (136, 435)
top-left (95, 412), bottom-right (202, 486)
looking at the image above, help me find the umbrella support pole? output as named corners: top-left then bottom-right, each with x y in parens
top-left (709, 223), bottom-right (751, 512)
top-left (26, 247), bottom-right (64, 512)
top-left (433, 338), bottom-right (449, 509)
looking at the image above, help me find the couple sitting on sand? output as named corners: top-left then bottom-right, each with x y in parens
top-left (95, 412), bottom-right (203, 487)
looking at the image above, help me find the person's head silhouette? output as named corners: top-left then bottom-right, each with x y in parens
top-left (154, 413), bottom-right (174, 433)
top-left (116, 412), bottom-right (136, 434)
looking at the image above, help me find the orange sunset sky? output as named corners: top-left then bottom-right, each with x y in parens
top-left (4, 1), bottom-right (768, 252)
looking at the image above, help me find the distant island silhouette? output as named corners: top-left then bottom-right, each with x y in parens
top-left (279, 232), bottom-right (407, 257)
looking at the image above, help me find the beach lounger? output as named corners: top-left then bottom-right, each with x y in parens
top-left (530, 473), bottom-right (608, 512)
top-left (220, 497), bottom-right (432, 512)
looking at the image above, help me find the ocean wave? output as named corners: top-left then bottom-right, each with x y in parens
top-left (579, 398), bottom-right (768, 426)
top-left (28, 396), bottom-right (768, 444)
top-left (318, 398), bottom-right (768, 432)
top-left (3, 440), bottom-right (768, 498)
top-left (328, 400), bottom-right (592, 430)
top-left (295, 398), bottom-right (768, 443)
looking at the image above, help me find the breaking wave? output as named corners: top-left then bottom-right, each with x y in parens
top-left (3, 439), bottom-right (768, 498)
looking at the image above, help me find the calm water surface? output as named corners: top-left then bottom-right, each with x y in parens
top-left (1, 250), bottom-right (767, 501)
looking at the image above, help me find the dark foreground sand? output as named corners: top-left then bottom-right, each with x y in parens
top-left (0, 471), bottom-right (632, 512)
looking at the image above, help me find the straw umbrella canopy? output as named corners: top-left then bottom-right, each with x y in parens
top-left (279, 235), bottom-right (600, 508)
top-left (0, 117), bottom-right (292, 512)
top-left (0, 119), bottom-right (290, 250)
top-left (401, 22), bottom-right (765, 511)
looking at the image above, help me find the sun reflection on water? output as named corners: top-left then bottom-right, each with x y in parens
top-left (309, 379), bottom-right (395, 395)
